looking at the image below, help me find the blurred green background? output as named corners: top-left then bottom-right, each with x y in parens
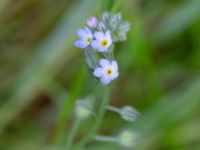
top-left (0, 0), bottom-right (200, 149)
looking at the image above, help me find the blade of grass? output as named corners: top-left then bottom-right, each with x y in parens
top-left (0, 0), bottom-right (100, 135)
top-left (53, 66), bottom-right (86, 144)
top-left (152, 0), bottom-right (200, 44)
top-left (133, 77), bottom-right (200, 149)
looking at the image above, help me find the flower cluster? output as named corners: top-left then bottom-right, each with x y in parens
top-left (75, 12), bottom-right (130, 85)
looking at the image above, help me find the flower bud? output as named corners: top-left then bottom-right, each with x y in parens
top-left (102, 12), bottom-right (110, 23)
top-left (106, 105), bottom-right (139, 123)
top-left (87, 16), bottom-right (98, 28)
top-left (98, 21), bottom-right (106, 31)
top-left (109, 13), bottom-right (122, 30)
top-left (118, 130), bottom-right (139, 148)
top-left (119, 22), bottom-right (130, 32)
top-left (120, 106), bottom-right (139, 122)
top-left (75, 100), bottom-right (91, 120)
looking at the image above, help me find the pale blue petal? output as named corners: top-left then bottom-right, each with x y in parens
top-left (111, 71), bottom-right (119, 79)
top-left (91, 40), bottom-right (100, 50)
top-left (97, 46), bottom-right (107, 52)
top-left (100, 59), bottom-right (110, 67)
top-left (77, 27), bottom-right (92, 38)
top-left (74, 40), bottom-right (88, 49)
top-left (94, 32), bottom-right (104, 40)
top-left (77, 28), bottom-right (87, 38)
top-left (105, 31), bottom-right (112, 41)
top-left (101, 76), bottom-right (111, 85)
top-left (106, 42), bottom-right (112, 50)
top-left (111, 60), bottom-right (118, 70)
top-left (84, 27), bottom-right (93, 37)
top-left (93, 67), bottom-right (103, 77)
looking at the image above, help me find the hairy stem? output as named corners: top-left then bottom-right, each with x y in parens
top-left (105, 105), bottom-right (121, 113)
top-left (94, 135), bottom-right (117, 143)
top-left (66, 119), bottom-right (80, 150)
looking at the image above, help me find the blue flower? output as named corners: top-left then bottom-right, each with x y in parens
top-left (91, 31), bottom-right (112, 52)
top-left (75, 27), bottom-right (93, 49)
top-left (93, 59), bottom-right (119, 85)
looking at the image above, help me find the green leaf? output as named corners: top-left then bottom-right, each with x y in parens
top-left (85, 47), bottom-right (99, 69)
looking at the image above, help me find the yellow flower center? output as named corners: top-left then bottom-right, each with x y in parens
top-left (86, 38), bottom-right (91, 43)
top-left (106, 68), bottom-right (113, 76)
top-left (101, 40), bottom-right (108, 47)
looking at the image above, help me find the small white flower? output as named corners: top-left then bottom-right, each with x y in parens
top-left (91, 31), bottom-right (112, 52)
top-left (87, 16), bottom-right (98, 28)
top-left (74, 27), bottom-right (93, 49)
top-left (93, 59), bottom-right (119, 85)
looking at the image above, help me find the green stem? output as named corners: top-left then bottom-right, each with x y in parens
top-left (105, 105), bottom-right (121, 113)
top-left (68, 1), bottom-right (119, 149)
top-left (66, 119), bottom-right (80, 150)
top-left (94, 135), bottom-right (117, 143)
top-left (73, 85), bottom-right (110, 150)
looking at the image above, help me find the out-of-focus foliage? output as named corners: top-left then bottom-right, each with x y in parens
top-left (0, 0), bottom-right (200, 149)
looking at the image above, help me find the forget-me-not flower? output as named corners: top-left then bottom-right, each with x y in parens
top-left (75, 27), bottom-right (93, 49)
top-left (74, 12), bottom-right (130, 85)
top-left (93, 58), bottom-right (119, 85)
top-left (91, 31), bottom-right (112, 52)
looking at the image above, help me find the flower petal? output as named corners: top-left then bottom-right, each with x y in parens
top-left (105, 31), bottom-right (112, 41)
top-left (84, 27), bottom-right (93, 37)
top-left (111, 71), bottom-right (119, 79)
top-left (97, 46), bottom-right (107, 52)
top-left (111, 60), bottom-right (118, 70)
top-left (100, 59), bottom-right (110, 67)
top-left (91, 40), bottom-right (100, 50)
top-left (77, 28), bottom-right (87, 38)
top-left (94, 32), bottom-right (104, 40)
top-left (74, 40), bottom-right (89, 49)
top-left (93, 67), bottom-right (103, 77)
top-left (101, 76), bottom-right (111, 85)
top-left (77, 27), bottom-right (92, 38)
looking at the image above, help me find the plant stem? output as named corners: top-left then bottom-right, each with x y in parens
top-left (66, 119), bottom-right (80, 150)
top-left (73, 85), bottom-right (110, 150)
top-left (94, 135), bottom-right (117, 143)
top-left (105, 105), bottom-right (121, 113)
